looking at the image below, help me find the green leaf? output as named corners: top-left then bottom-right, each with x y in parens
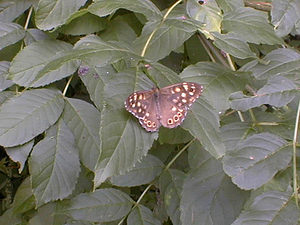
top-left (186, 0), bottom-right (222, 36)
top-left (159, 169), bottom-right (186, 225)
top-left (9, 39), bottom-right (80, 87)
top-left (223, 132), bottom-right (291, 190)
top-left (212, 32), bottom-right (257, 59)
top-left (180, 62), bottom-right (248, 112)
top-left (221, 122), bottom-right (252, 152)
top-left (11, 177), bottom-right (35, 215)
top-left (0, 61), bottom-right (13, 91)
top-left (158, 126), bottom-right (193, 145)
top-left (0, 0), bottom-right (35, 23)
top-left (24, 28), bottom-right (51, 46)
top-left (95, 108), bottom-right (157, 187)
top-left (88, 0), bottom-right (162, 21)
top-left (65, 221), bottom-right (95, 225)
top-left (181, 98), bottom-right (225, 158)
top-left (29, 119), bottom-right (80, 206)
top-left (74, 35), bottom-right (140, 67)
top-left (0, 208), bottom-right (22, 225)
top-left (79, 64), bottom-right (115, 111)
top-left (63, 98), bottom-right (101, 172)
top-left (127, 204), bottom-right (161, 225)
top-left (0, 22), bottom-right (25, 50)
top-left (101, 16), bottom-right (137, 44)
top-left (146, 62), bottom-right (181, 88)
top-left (0, 91), bottom-right (14, 105)
top-left (5, 140), bottom-right (33, 173)
top-left (110, 154), bottom-right (164, 187)
top-left (232, 190), bottom-right (299, 225)
top-left (133, 11), bottom-right (198, 61)
top-left (28, 202), bottom-right (68, 225)
top-left (65, 188), bottom-right (133, 222)
top-left (271, 0), bottom-right (300, 37)
top-left (60, 13), bottom-right (107, 36)
top-left (222, 7), bottom-right (283, 45)
top-left (0, 88), bottom-right (64, 147)
top-left (103, 69), bottom-right (153, 109)
top-left (181, 146), bottom-right (248, 225)
top-left (215, 0), bottom-right (244, 13)
top-left (230, 76), bottom-right (297, 111)
top-left (241, 48), bottom-right (300, 80)
top-left (35, 0), bottom-right (88, 30)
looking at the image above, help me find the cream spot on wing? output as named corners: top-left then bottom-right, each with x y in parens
top-left (132, 103), bottom-right (136, 108)
top-left (139, 95), bottom-right (143, 100)
top-left (173, 115), bottom-right (179, 122)
top-left (137, 102), bottom-right (141, 107)
top-left (183, 84), bottom-right (188, 91)
top-left (181, 93), bottom-right (186, 97)
top-left (138, 108), bottom-right (142, 113)
top-left (189, 92), bottom-right (194, 96)
top-left (167, 118), bottom-right (173, 124)
top-left (172, 106), bottom-right (177, 111)
top-left (182, 99), bottom-right (187, 103)
top-left (175, 87), bottom-right (181, 92)
top-left (173, 99), bottom-right (178, 103)
top-left (145, 112), bottom-right (149, 117)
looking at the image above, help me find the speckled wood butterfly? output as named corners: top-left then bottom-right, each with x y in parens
top-left (124, 82), bottom-right (203, 132)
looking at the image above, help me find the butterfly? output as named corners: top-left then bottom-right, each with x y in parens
top-left (124, 82), bottom-right (203, 132)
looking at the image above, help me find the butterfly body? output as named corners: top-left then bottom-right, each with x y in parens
top-left (125, 82), bottom-right (203, 132)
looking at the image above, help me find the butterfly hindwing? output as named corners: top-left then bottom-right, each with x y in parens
top-left (158, 82), bottom-right (203, 128)
top-left (124, 89), bottom-right (160, 132)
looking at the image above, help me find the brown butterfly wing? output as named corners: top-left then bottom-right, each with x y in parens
top-left (124, 89), bottom-right (160, 132)
top-left (158, 82), bottom-right (203, 128)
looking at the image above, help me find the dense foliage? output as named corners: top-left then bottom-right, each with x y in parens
top-left (0, 0), bottom-right (299, 224)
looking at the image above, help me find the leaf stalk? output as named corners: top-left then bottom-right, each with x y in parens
top-left (293, 98), bottom-right (300, 207)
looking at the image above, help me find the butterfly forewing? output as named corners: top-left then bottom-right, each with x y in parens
top-left (158, 82), bottom-right (203, 128)
top-left (124, 89), bottom-right (160, 132)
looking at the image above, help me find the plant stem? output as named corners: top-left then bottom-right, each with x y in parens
top-left (164, 138), bottom-right (196, 171)
top-left (62, 75), bottom-right (74, 96)
top-left (293, 99), bottom-right (300, 207)
top-left (140, 0), bottom-right (183, 57)
top-left (249, 109), bottom-right (256, 123)
top-left (24, 7), bottom-right (33, 30)
top-left (117, 138), bottom-right (195, 225)
top-left (197, 33), bottom-right (216, 63)
top-left (226, 53), bottom-right (236, 71)
top-left (255, 122), bottom-right (279, 126)
top-left (20, 6), bottom-right (33, 50)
